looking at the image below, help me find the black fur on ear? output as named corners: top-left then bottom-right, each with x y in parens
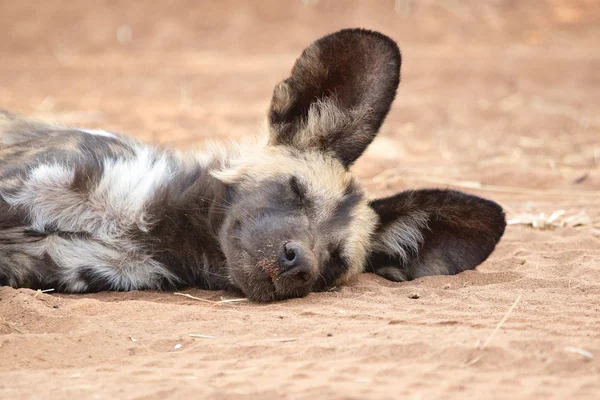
top-left (268, 28), bottom-right (401, 167)
top-left (365, 189), bottom-right (506, 282)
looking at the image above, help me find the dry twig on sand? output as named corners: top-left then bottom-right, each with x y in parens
top-left (507, 210), bottom-right (593, 230)
top-left (33, 288), bottom-right (55, 299)
top-left (565, 346), bottom-right (594, 359)
top-left (173, 292), bottom-right (248, 304)
top-left (173, 292), bottom-right (217, 304)
top-left (267, 338), bottom-right (298, 343)
top-left (188, 334), bottom-right (216, 339)
top-left (218, 297), bottom-right (249, 303)
top-left (463, 294), bottom-right (522, 367)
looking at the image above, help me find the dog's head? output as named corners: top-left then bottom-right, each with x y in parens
top-left (211, 29), bottom-right (505, 302)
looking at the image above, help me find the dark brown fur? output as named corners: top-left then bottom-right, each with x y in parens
top-left (269, 29), bottom-right (401, 167)
top-left (366, 189), bottom-right (506, 281)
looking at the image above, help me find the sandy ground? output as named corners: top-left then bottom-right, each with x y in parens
top-left (0, 1), bottom-right (599, 399)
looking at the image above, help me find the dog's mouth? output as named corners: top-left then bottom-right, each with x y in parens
top-left (230, 257), bottom-right (316, 302)
top-left (255, 258), bottom-right (279, 283)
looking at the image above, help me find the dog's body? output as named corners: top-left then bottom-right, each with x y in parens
top-left (0, 29), bottom-right (506, 301)
top-left (0, 112), bottom-right (234, 293)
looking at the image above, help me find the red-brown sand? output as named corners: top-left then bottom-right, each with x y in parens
top-left (0, 1), bottom-right (599, 399)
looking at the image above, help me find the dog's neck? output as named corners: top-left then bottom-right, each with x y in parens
top-left (143, 154), bottom-right (234, 291)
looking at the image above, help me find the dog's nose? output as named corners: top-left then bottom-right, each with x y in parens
top-left (278, 241), bottom-right (313, 283)
top-left (280, 242), bottom-right (300, 269)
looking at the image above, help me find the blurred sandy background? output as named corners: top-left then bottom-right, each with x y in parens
top-left (0, 1), bottom-right (599, 399)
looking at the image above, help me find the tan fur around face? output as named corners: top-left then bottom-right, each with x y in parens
top-left (268, 97), bottom-right (374, 160)
top-left (211, 143), bottom-right (377, 284)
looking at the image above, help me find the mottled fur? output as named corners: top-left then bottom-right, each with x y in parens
top-left (0, 29), bottom-right (506, 302)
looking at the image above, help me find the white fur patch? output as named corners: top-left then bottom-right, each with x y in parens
top-left (79, 128), bottom-right (117, 138)
top-left (1, 143), bottom-right (180, 291)
top-left (371, 211), bottom-right (429, 264)
top-left (44, 236), bottom-right (178, 292)
top-left (206, 141), bottom-right (377, 285)
top-left (4, 163), bottom-right (81, 232)
top-left (4, 145), bottom-right (174, 235)
top-left (94, 145), bottom-right (175, 233)
top-left (269, 97), bottom-right (372, 154)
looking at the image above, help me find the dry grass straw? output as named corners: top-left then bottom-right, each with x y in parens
top-left (0, 316), bottom-right (24, 334)
top-left (188, 334), bottom-right (216, 339)
top-left (33, 288), bottom-right (55, 299)
top-left (217, 298), bottom-right (249, 303)
top-left (173, 292), bottom-right (248, 305)
top-left (507, 209), bottom-right (594, 230)
top-left (463, 294), bottom-right (522, 367)
top-left (564, 346), bottom-right (594, 359)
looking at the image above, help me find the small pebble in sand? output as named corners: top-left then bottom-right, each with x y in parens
top-left (408, 292), bottom-right (420, 299)
top-left (52, 305), bottom-right (60, 309)
top-left (327, 333), bottom-right (333, 337)
top-left (174, 343), bottom-right (183, 350)
top-left (444, 283), bottom-right (451, 289)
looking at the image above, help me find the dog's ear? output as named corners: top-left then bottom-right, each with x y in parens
top-left (365, 189), bottom-right (506, 281)
top-left (267, 28), bottom-right (401, 167)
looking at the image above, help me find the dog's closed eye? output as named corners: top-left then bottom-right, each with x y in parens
top-left (289, 176), bottom-right (307, 204)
